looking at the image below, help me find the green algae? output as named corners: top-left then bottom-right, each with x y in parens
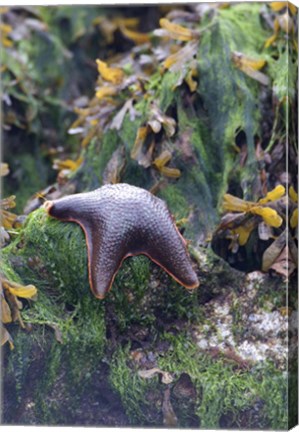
top-left (159, 71), bottom-right (180, 112)
top-left (267, 41), bottom-right (297, 103)
top-left (156, 100), bottom-right (220, 240)
top-left (197, 3), bottom-right (269, 200)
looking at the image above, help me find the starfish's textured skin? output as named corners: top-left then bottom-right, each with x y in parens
top-left (45, 183), bottom-right (199, 299)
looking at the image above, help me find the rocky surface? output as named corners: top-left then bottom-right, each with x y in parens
top-left (194, 272), bottom-right (289, 368)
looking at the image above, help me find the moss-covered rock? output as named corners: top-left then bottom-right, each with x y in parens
top-left (108, 270), bottom-right (290, 430)
top-left (2, 209), bottom-right (291, 428)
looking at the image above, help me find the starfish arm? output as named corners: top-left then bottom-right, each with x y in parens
top-left (140, 204), bottom-right (199, 289)
top-left (44, 191), bottom-right (100, 224)
top-left (88, 231), bottom-right (125, 299)
top-left (144, 225), bottom-right (199, 289)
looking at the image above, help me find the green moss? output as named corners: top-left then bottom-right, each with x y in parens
top-left (6, 319), bottom-right (106, 425)
top-left (2, 206), bottom-right (288, 429)
top-left (109, 332), bottom-right (287, 429)
top-left (3, 207), bottom-right (107, 424)
top-left (2, 206), bottom-right (106, 351)
top-left (105, 254), bottom-right (201, 335)
top-left (0, 251), bottom-right (23, 283)
top-left (2, 208), bottom-right (88, 298)
top-left (109, 344), bottom-right (160, 425)
top-left (5, 330), bottom-right (40, 404)
top-left (32, 341), bottom-right (63, 423)
top-left (160, 282), bottom-right (200, 323)
top-left (158, 333), bottom-right (287, 429)
top-left (107, 256), bottom-right (154, 332)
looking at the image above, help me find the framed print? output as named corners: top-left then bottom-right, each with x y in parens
top-left (1, 2), bottom-right (298, 429)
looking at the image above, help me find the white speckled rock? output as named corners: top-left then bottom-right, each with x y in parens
top-left (193, 271), bottom-right (288, 368)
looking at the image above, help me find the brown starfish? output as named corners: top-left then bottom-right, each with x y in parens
top-left (44, 183), bottom-right (199, 299)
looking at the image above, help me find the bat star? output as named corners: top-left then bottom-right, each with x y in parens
top-left (44, 183), bottom-right (199, 299)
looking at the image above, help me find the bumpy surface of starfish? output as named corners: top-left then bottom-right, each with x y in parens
top-left (45, 183), bottom-right (199, 299)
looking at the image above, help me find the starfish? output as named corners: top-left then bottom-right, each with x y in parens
top-left (44, 183), bottom-right (199, 299)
